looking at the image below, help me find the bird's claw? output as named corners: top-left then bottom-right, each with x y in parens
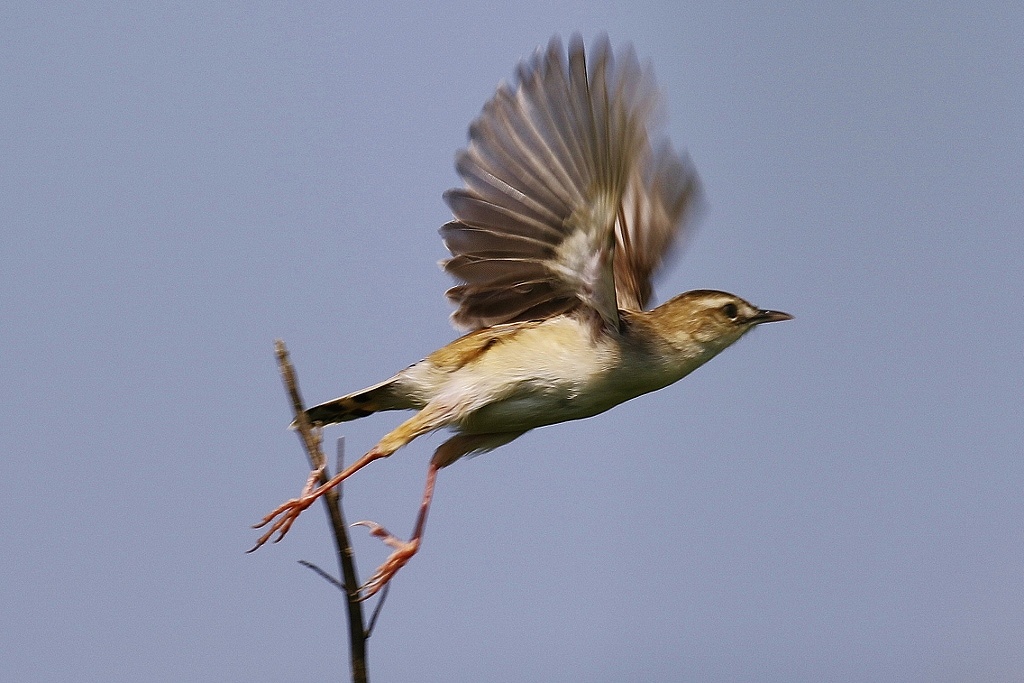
top-left (352, 520), bottom-right (421, 600)
top-left (247, 494), bottom-right (317, 552)
top-left (247, 467), bottom-right (325, 552)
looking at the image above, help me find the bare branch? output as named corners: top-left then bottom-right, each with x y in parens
top-left (274, 340), bottom-right (369, 683)
top-left (298, 560), bottom-right (347, 592)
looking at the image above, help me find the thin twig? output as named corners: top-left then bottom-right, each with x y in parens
top-left (365, 583), bottom-right (390, 637)
top-left (275, 340), bottom-right (368, 683)
top-left (298, 559), bottom-right (347, 592)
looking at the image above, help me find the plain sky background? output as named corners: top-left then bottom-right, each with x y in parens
top-left (3, 3), bottom-right (1023, 682)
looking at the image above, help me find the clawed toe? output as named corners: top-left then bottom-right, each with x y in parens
top-left (247, 495), bottom-right (316, 552)
top-left (352, 520), bottom-right (421, 599)
top-left (352, 520), bottom-right (408, 551)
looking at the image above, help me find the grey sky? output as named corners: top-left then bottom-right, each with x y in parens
top-left (3, 3), bottom-right (1022, 681)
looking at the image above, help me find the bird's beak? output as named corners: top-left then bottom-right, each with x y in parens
top-left (749, 309), bottom-right (793, 324)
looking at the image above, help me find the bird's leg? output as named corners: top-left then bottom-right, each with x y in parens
top-left (249, 448), bottom-right (386, 551)
top-left (249, 407), bottom-right (446, 551)
top-left (351, 432), bottom-right (521, 599)
top-left (352, 461), bottom-right (439, 600)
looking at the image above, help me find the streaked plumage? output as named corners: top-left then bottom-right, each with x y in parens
top-left (252, 35), bottom-right (791, 599)
top-left (440, 35), bottom-right (698, 331)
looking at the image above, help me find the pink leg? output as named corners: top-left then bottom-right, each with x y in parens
top-left (249, 447), bottom-right (387, 551)
top-left (352, 462), bottom-right (438, 599)
top-left (352, 431), bottom-right (523, 599)
top-left (250, 405), bottom-right (450, 551)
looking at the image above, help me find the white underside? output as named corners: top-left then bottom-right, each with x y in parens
top-left (399, 315), bottom-right (702, 435)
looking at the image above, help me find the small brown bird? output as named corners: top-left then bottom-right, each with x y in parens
top-left (252, 35), bottom-right (791, 598)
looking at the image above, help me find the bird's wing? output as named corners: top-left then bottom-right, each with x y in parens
top-left (440, 35), bottom-right (700, 331)
top-left (613, 141), bottom-right (702, 311)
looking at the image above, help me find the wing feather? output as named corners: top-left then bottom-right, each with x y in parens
top-left (440, 35), bottom-right (700, 330)
top-left (614, 142), bottom-right (703, 311)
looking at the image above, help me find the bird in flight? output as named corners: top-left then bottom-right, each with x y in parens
top-left (251, 35), bottom-right (791, 599)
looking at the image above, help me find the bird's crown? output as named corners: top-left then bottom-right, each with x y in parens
top-left (650, 289), bottom-right (790, 348)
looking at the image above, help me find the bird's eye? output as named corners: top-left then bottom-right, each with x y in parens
top-left (722, 302), bottom-right (739, 320)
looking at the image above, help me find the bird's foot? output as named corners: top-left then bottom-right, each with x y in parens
top-left (248, 466), bottom-right (325, 551)
top-left (352, 520), bottom-right (421, 600)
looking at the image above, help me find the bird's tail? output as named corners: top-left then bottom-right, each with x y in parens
top-left (296, 378), bottom-right (407, 428)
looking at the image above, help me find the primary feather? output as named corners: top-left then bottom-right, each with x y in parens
top-left (440, 34), bottom-right (701, 331)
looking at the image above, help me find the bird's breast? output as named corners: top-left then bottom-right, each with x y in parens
top-left (447, 315), bottom-right (678, 434)
top-left (459, 379), bottom-right (616, 433)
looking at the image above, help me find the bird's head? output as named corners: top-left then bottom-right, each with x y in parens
top-left (648, 289), bottom-right (792, 355)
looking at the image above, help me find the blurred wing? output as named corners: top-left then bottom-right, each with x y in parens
top-left (441, 35), bottom-right (669, 331)
top-left (613, 142), bottom-right (702, 311)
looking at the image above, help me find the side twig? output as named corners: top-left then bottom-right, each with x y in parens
top-left (274, 340), bottom-right (368, 683)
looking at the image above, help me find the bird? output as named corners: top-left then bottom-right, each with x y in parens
top-left (251, 34), bottom-right (792, 599)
